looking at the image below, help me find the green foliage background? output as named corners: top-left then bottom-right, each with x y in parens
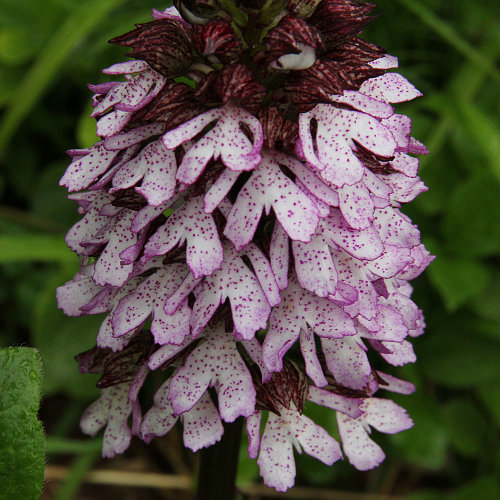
top-left (0, 0), bottom-right (499, 498)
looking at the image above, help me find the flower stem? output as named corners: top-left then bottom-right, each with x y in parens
top-left (196, 417), bottom-right (243, 500)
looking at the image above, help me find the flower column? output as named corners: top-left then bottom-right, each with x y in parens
top-left (58, 1), bottom-right (432, 496)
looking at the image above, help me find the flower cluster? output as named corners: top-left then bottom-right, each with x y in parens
top-left (57, 0), bottom-right (431, 491)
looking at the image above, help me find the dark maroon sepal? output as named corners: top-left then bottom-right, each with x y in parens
top-left (286, 59), bottom-right (354, 111)
top-left (215, 64), bottom-right (266, 113)
top-left (263, 14), bottom-right (323, 63)
top-left (253, 360), bottom-right (309, 415)
top-left (257, 107), bottom-right (298, 151)
top-left (310, 0), bottom-right (376, 48)
top-left (110, 19), bottom-right (193, 76)
top-left (193, 20), bottom-right (243, 64)
top-left (130, 80), bottom-right (206, 131)
top-left (75, 332), bottom-right (154, 388)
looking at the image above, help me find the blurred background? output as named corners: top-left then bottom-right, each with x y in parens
top-left (1, 0), bottom-right (499, 498)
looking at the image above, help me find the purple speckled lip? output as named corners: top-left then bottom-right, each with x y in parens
top-left (57, 1), bottom-right (431, 492)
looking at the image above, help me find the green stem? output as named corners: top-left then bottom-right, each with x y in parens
top-left (196, 418), bottom-right (244, 500)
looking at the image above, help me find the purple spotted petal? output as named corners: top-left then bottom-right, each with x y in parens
top-left (103, 123), bottom-right (165, 151)
top-left (140, 380), bottom-right (178, 442)
top-left (299, 105), bottom-right (397, 187)
top-left (56, 266), bottom-right (104, 316)
top-left (299, 329), bottom-right (328, 386)
top-left (321, 335), bottom-right (371, 391)
top-left (257, 408), bottom-right (341, 492)
top-left (373, 340), bottom-right (416, 366)
top-left (182, 392), bottom-right (224, 451)
top-left (358, 305), bottom-right (407, 342)
top-left (65, 191), bottom-right (113, 254)
top-left (372, 207), bottom-right (420, 250)
top-left (359, 73), bottom-right (422, 104)
top-left (96, 109), bottom-right (132, 137)
top-left (337, 181), bottom-right (375, 230)
top-left (102, 60), bottom-right (150, 75)
top-left (263, 277), bottom-right (356, 372)
top-left (337, 411), bottom-right (385, 471)
top-left (96, 278), bottom-right (142, 351)
top-left (143, 196), bottom-right (223, 278)
top-left (140, 382), bottom-right (223, 451)
top-left (390, 152), bottom-right (419, 177)
top-left (376, 372), bottom-right (415, 395)
top-left (369, 55), bottom-right (398, 69)
top-left (332, 250), bottom-right (379, 320)
top-left (270, 221), bottom-right (289, 290)
top-left (112, 264), bottom-right (191, 345)
top-left (292, 235), bottom-right (338, 297)
top-left (362, 398), bottom-right (413, 433)
top-left (168, 325), bottom-right (256, 422)
top-left (224, 150), bottom-right (319, 249)
top-left (246, 411), bottom-right (262, 459)
top-left (276, 152), bottom-right (340, 208)
top-left (321, 209), bottom-right (384, 261)
top-left (163, 103), bottom-right (263, 184)
top-left (330, 90), bottom-right (394, 119)
top-left (92, 70), bottom-right (166, 117)
top-left (241, 337), bottom-right (272, 383)
top-left (257, 412), bottom-right (296, 492)
top-left (60, 143), bottom-right (120, 192)
top-left (92, 210), bottom-right (139, 286)
top-left (308, 386), bottom-right (363, 418)
top-left (111, 140), bottom-right (177, 206)
top-left (80, 383), bottom-right (133, 458)
top-left (204, 168), bottom-right (241, 213)
top-left (189, 242), bottom-right (271, 339)
top-left (243, 243), bottom-right (281, 307)
top-left (380, 173), bottom-right (427, 204)
top-left (147, 335), bottom-right (197, 370)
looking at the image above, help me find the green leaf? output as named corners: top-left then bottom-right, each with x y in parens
top-left (443, 173), bottom-right (500, 257)
top-left (477, 380), bottom-right (500, 426)
top-left (0, 347), bottom-right (44, 500)
top-left (76, 104), bottom-right (100, 149)
top-left (30, 162), bottom-right (80, 229)
top-left (451, 476), bottom-right (500, 500)
top-left (441, 398), bottom-right (488, 458)
top-left (0, 0), bottom-right (129, 157)
top-left (455, 101), bottom-right (500, 185)
top-left (407, 493), bottom-right (446, 500)
top-left (219, 0), bottom-right (248, 26)
top-left (395, 0), bottom-right (500, 84)
top-left (419, 326), bottom-right (500, 388)
top-left (390, 390), bottom-right (448, 470)
top-left (0, 26), bottom-right (38, 66)
top-left (428, 255), bottom-right (490, 311)
top-left (0, 234), bottom-right (76, 264)
top-left (471, 269), bottom-right (500, 322)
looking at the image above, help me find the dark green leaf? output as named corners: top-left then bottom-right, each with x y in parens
top-left (451, 476), bottom-right (500, 500)
top-left (390, 390), bottom-right (448, 469)
top-left (427, 255), bottom-right (490, 311)
top-left (0, 347), bottom-right (44, 500)
top-left (0, 234), bottom-right (76, 264)
top-left (477, 380), bottom-right (500, 426)
top-left (441, 398), bottom-right (488, 457)
top-left (419, 327), bottom-right (500, 388)
top-left (443, 173), bottom-right (500, 257)
top-left (407, 492), bottom-right (447, 500)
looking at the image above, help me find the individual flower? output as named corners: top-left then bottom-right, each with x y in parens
top-left (58, 0), bottom-right (431, 492)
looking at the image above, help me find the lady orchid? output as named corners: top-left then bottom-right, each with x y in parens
top-left (57, 0), bottom-right (432, 493)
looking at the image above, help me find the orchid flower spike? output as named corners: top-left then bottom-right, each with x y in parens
top-left (58, 0), bottom-right (431, 491)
